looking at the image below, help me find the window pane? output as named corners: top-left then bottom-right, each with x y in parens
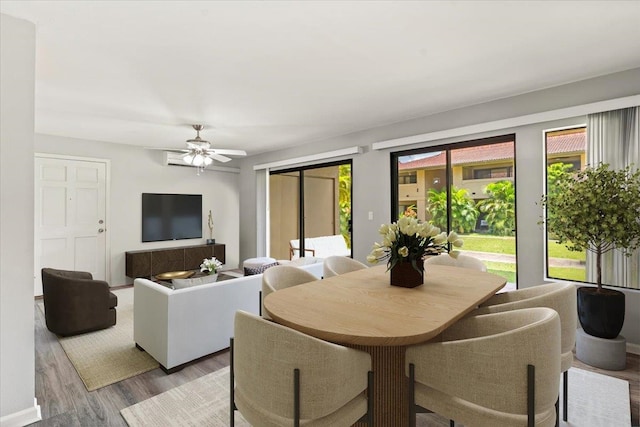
top-left (304, 165), bottom-right (340, 239)
top-left (270, 162), bottom-right (352, 260)
top-left (452, 142), bottom-right (516, 285)
top-left (397, 152), bottom-right (445, 221)
top-left (544, 127), bottom-right (587, 282)
top-left (394, 138), bottom-right (517, 288)
top-left (269, 171), bottom-right (300, 260)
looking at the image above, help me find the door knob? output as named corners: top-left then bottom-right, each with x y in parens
top-left (98, 228), bottom-right (104, 233)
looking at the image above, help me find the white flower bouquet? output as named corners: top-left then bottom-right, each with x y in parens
top-left (367, 216), bottom-right (463, 272)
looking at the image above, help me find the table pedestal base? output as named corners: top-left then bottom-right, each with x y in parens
top-left (352, 345), bottom-right (407, 427)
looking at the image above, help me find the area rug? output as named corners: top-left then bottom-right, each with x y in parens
top-left (39, 287), bottom-right (159, 391)
top-left (120, 366), bottom-right (630, 426)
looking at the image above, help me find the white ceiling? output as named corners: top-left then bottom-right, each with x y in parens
top-left (2, 1), bottom-right (640, 156)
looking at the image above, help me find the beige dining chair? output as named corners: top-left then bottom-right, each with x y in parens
top-left (406, 307), bottom-right (561, 427)
top-left (261, 265), bottom-right (318, 319)
top-left (323, 256), bottom-right (368, 278)
top-left (473, 282), bottom-right (577, 424)
top-left (231, 310), bottom-right (373, 426)
top-left (423, 253), bottom-right (487, 271)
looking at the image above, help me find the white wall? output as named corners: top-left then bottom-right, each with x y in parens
top-left (34, 135), bottom-right (241, 286)
top-left (0, 13), bottom-right (41, 426)
top-left (238, 68), bottom-right (640, 347)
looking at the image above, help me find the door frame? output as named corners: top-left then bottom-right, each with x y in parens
top-left (267, 159), bottom-right (353, 259)
top-left (390, 134), bottom-right (518, 286)
top-left (34, 153), bottom-right (111, 289)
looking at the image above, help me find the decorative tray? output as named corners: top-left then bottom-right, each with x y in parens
top-left (154, 270), bottom-right (195, 280)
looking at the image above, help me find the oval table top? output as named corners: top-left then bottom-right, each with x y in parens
top-left (264, 264), bottom-right (506, 346)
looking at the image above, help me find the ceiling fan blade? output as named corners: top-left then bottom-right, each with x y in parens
top-left (209, 153), bottom-right (232, 163)
top-left (209, 149), bottom-right (247, 156)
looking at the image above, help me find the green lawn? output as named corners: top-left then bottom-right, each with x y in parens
top-left (483, 261), bottom-right (585, 283)
top-left (460, 234), bottom-right (586, 260)
top-left (484, 261), bottom-right (516, 283)
top-left (455, 234), bottom-right (587, 283)
top-left (548, 267), bottom-right (586, 282)
top-left (546, 240), bottom-right (586, 260)
top-left (460, 234), bottom-right (515, 254)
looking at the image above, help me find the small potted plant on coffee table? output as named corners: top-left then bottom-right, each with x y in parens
top-left (200, 256), bottom-right (223, 280)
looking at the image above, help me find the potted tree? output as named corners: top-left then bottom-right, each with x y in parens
top-left (541, 163), bottom-right (640, 338)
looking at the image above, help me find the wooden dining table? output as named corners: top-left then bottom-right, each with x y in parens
top-left (263, 263), bottom-right (506, 426)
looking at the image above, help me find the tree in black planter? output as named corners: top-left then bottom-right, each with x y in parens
top-left (541, 163), bottom-right (640, 338)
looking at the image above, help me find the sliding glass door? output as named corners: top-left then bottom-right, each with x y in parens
top-left (392, 135), bottom-right (517, 285)
top-left (269, 161), bottom-right (352, 260)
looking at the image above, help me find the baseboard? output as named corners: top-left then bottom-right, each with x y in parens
top-left (0, 398), bottom-right (41, 427)
top-left (627, 342), bottom-right (640, 355)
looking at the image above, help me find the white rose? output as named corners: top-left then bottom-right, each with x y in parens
top-left (398, 246), bottom-right (409, 257)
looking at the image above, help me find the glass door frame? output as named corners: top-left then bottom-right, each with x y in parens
top-left (269, 159), bottom-right (353, 259)
top-left (390, 134), bottom-right (518, 286)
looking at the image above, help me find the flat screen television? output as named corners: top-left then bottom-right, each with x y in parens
top-left (142, 193), bottom-right (202, 242)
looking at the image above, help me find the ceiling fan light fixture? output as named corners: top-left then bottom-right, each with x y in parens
top-left (146, 124), bottom-right (245, 175)
top-left (192, 154), bottom-right (205, 166)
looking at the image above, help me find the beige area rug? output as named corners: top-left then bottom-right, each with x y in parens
top-left (39, 287), bottom-right (159, 391)
top-left (121, 366), bottom-right (630, 427)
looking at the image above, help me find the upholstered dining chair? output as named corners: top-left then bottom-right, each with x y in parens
top-left (423, 253), bottom-right (487, 271)
top-left (473, 282), bottom-right (577, 424)
top-left (261, 265), bottom-right (319, 319)
top-left (323, 256), bottom-right (368, 278)
top-left (41, 267), bottom-right (117, 336)
top-left (406, 307), bottom-right (561, 427)
top-left (231, 310), bottom-right (373, 426)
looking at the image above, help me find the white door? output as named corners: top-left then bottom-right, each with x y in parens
top-left (34, 156), bottom-right (108, 296)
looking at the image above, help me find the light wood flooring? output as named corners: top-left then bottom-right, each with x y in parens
top-left (31, 299), bottom-right (639, 426)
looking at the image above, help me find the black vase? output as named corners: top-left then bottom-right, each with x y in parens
top-left (390, 261), bottom-right (423, 288)
top-left (577, 286), bottom-right (625, 339)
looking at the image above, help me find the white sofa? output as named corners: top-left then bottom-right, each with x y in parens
top-left (134, 261), bottom-right (323, 373)
top-left (289, 234), bottom-right (350, 259)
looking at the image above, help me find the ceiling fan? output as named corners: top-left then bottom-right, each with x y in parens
top-left (148, 124), bottom-right (247, 171)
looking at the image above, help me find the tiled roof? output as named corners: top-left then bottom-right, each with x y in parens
top-left (398, 130), bottom-right (585, 170)
top-left (547, 130), bottom-right (586, 154)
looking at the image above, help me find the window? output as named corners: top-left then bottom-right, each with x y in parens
top-left (463, 165), bottom-right (513, 180)
top-left (543, 127), bottom-right (586, 283)
top-left (398, 171), bottom-right (417, 184)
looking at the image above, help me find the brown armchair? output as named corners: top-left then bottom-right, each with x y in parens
top-left (41, 268), bottom-right (117, 336)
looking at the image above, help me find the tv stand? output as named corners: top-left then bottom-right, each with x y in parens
top-left (125, 243), bottom-right (225, 279)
